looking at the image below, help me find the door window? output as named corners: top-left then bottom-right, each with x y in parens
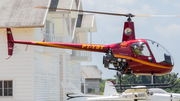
top-left (131, 42), bottom-right (151, 56)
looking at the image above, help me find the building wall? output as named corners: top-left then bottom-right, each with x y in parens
top-left (59, 53), bottom-right (82, 101)
top-left (0, 27), bottom-right (61, 101)
top-left (34, 52), bottom-right (60, 101)
top-left (59, 54), bottom-right (66, 101)
top-left (85, 79), bottom-right (100, 95)
top-left (0, 28), bottom-right (35, 101)
top-left (66, 60), bottom-right (81, 90)
top-left (34, 28), bottom-right (60, 101)
top-left (0, 1), bottom-right (91, 100)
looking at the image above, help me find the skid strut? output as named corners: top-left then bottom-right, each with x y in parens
top-left (151, 72), bottom-right (155, 84)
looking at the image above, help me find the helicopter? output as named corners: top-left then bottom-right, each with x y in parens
top-left (6, 6), bottom-right (178, 86)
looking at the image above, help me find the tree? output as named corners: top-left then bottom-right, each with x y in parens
top-left (100, 72), bottom-right (180, 94)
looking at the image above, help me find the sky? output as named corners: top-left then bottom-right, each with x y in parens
top-left (81, 0), bottom-right (180, 79)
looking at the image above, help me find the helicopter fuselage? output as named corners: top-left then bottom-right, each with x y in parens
top-left (104, 39), bottom-right (173, 75)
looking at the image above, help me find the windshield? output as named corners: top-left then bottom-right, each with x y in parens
top-left (146, 39), bottom-right (174, 65)
top-left (148, 88), bottom-right (167, 94)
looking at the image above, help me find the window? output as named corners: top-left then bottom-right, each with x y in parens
top-left (87, 88), bottom-right (95, 94)
top-left (0, 81), bottom-right (13, 96)
top-left (45, 20), bottom-right (51, 42)
top-left (46, 20), bottom-right (50, 33)
top-left (131, 42), bottom-right (151, 56)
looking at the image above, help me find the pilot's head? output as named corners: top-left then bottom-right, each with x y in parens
top-left (137, 44), bottom-right (144, 51)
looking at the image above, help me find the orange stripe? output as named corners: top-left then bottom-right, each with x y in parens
top-left (114, 54), bottom-right (173, 69)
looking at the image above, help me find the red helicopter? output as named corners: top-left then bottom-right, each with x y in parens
top-left (7, 7), bottom-right (175, 85)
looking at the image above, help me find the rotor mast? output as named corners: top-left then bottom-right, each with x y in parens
top-left (122, 13), bottom-right (136, 41)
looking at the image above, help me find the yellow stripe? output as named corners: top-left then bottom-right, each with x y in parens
top-left (32, 41), bottom-right (102, 52)
top-left (114, 54), bottom-right (172, 69)
top-left (32, 41), bottom-right (87, 50)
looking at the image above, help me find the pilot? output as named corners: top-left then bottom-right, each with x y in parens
top-left (134, 44), bottom-right (144, 55)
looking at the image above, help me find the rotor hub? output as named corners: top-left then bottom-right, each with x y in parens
top-left (125, 13), bottom-right (135, 18)
top-left (125, 13), bottom-right (134, 22)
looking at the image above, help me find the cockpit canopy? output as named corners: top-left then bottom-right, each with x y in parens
top-left (130, 39), bottom-right (174, 65)
top-left (148, 88), bottom-right (167, 94)
top-left (146, 39), bottom-right (174, 65)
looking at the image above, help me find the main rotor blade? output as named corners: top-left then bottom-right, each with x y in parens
top-left (34, 6), bottom-right (127, 16)
top-left (35, 6), bottom-right (180, 17)
top-left (135, 15), bottom-right (180, 17)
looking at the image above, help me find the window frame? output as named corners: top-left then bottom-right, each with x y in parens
top-left (0, 80), bottom-right (14, 97)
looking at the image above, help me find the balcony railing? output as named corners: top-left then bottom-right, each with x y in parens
top-left (43, 34), bottom-right (71, 43)
top-left (43, 33), bottom-right (92, 61)
top-left (71, 50), bottom-right (92, 58)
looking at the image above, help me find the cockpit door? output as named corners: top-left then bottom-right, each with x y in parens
top-left (131, 42), bottom-right (154, 63)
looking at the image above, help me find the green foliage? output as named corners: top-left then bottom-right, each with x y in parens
top-left (91, 89), bottom-right (95, 93)
top-left (100, 72), bottom-right (180, 94)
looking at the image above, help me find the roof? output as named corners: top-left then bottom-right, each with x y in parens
top-left (0, 0), bottom-right (51, 28)
top-left (76, 14), bottom-right (97, 43)
top-left (76, 14), bottom-right (97, 32)
top-left (49, 0), bottom-right (74, 12)
top-left (81, 65), bottom-right (102, 79)
top-left (75, 0), bottom-right (80, 9)
top-left (0, 0), bottom-right (75, 28)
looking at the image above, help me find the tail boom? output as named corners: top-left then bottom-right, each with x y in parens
top-left (14, 41), bottom-right (109, 53)
top-left (6, 28), bottom-right (109, 56)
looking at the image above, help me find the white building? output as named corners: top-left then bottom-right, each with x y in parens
top-left (81, 66), bottom-right (102, 95)
top-left (0, 0), bottom-right (97, 101)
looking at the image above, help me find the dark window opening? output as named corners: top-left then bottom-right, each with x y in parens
top-left (0, 81), bottom-right (13, 96)
top-left (76, 14), bottom-right (83, 27)
top-left (88, 88), bottom-right (95, 94)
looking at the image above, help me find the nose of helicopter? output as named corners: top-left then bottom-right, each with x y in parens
top-left (146, 39), bottom-right (174, 66)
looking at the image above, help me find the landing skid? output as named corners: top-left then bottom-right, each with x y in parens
top-left (115, 72), bottom-right (179, 90)
top-left (115, 81), bottom-right (178, 89)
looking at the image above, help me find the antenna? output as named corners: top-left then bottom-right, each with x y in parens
top-left (98, 32), bottom-right (107, 45)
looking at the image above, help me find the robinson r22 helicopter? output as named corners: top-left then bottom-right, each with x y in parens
top-left (6, 6), bottom-right (177, 87)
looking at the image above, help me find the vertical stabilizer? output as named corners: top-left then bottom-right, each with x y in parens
top-left (103, 81), bottom-right (117, 96)
top-left (6, 28), bottom-right (14, 56)
top-left (61, 80), bottom-right (84, 95)
top-left (122, 22), bottom-right (135, 41)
